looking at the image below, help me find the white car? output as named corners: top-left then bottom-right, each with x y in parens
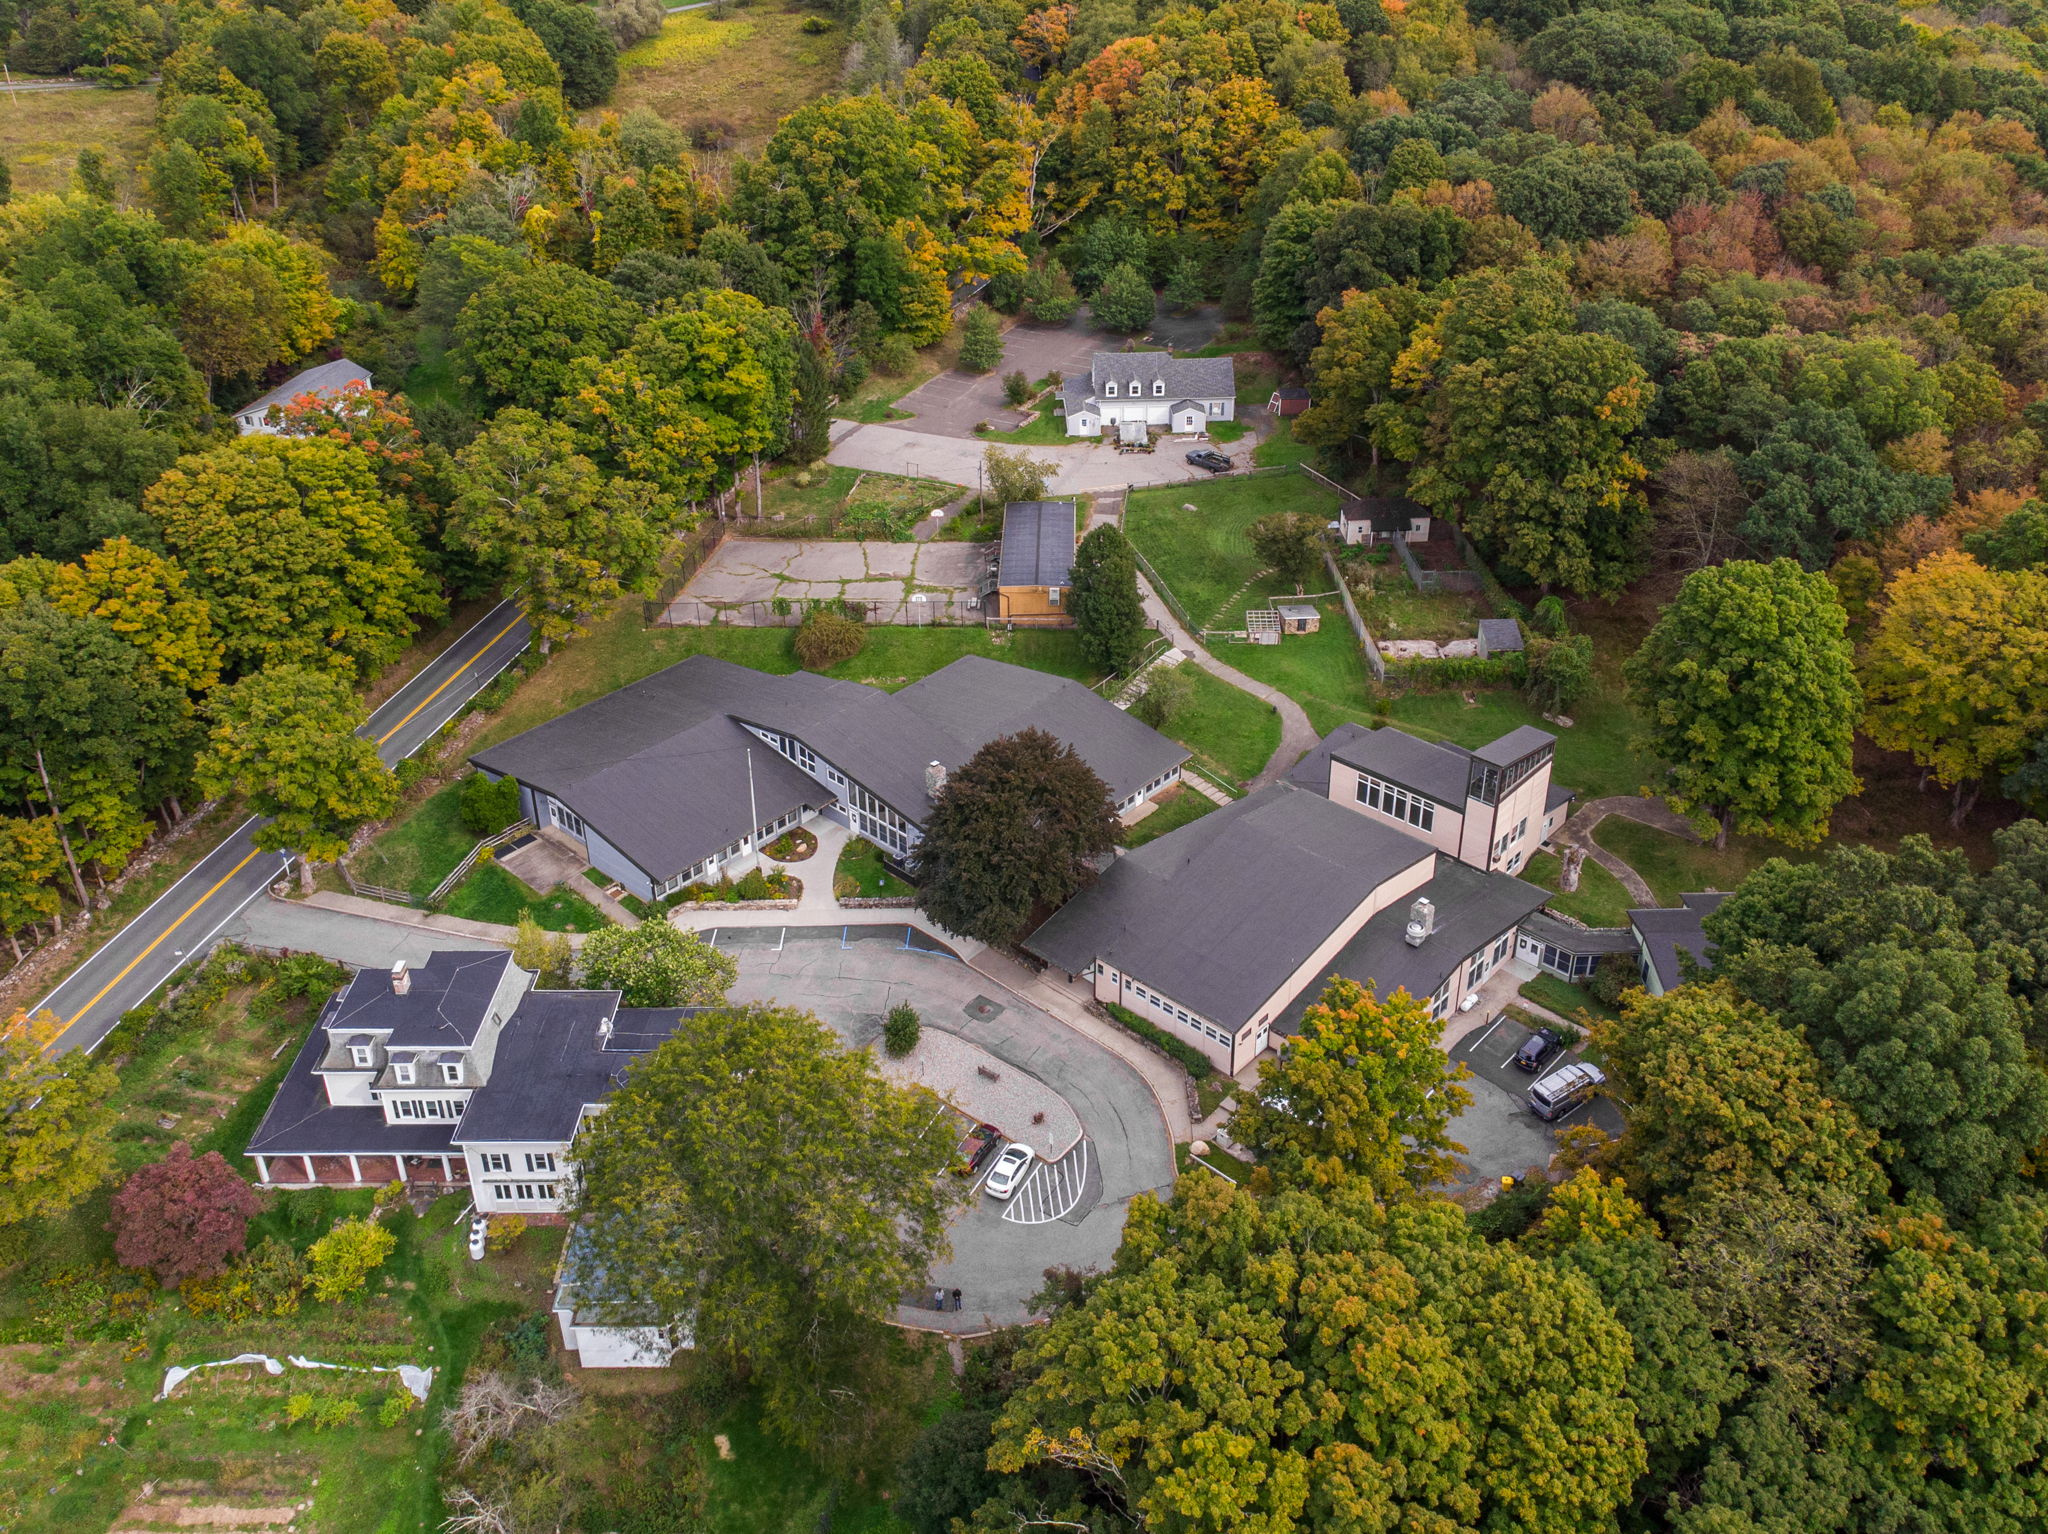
top-left (467, 1213), bottom-right (489, 1261)
top-left (983, 1143), bottom-right (1035, 1200)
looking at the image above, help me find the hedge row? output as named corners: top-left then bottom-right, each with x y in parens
top-left (1103, 1001), bottom-right (1215, 1079)
top-left (1382, 653), bottom-right (1529, 691)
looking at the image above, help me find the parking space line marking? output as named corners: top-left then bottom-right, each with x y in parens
top-left (1467, 1015), bottom-right (1505, 1053)
top-left (1000, 1141), bottom-right (1090, 1225)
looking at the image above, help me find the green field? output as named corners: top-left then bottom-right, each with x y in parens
top-left (1354, 566), bottom-right (1491, 644)
top-left (756, 466), bottom-right (957, 538)
top-left (1593, 814), bottom-right (1795, 903)
top-left (606, 4), bottom-right (845, 153)
top-left (440, 863), bottom-right (610, 930)
top-left (983, 399), bottom-right (1069, 444)
top-left (353, 780), bottom-right (476, 900)
top-left (0, 82), bottom-right (155, 199)
top-left (1523, 850), bottom-right (1637, 928)
top-left (1125, 472), bottom-right (1343, 629)
top-left (1125, 784), bottom-right (1218, 848)
top-left (1160, 664), bottom-right (1281, 784)
top-left (1227, 605), bottom-right (1374, 732)
top-left (1382, 683), bottom-right (1652, 803)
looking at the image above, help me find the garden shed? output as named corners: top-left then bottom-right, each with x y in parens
top-left (1478, 619), bottom-right (1525, 658)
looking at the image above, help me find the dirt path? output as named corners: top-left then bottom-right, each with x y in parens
top-left (1552, 796), bottom-right (1699, 907)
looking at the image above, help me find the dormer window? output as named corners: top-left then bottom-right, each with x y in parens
top-left (1153, 379), bottom-right (1165, 396)
top-left (1130, 379), bottom-right (1140, 396)
top-left (441, 1061), bottom-right (462, 1084)
top-left (1105, 381), bottom-right (1117, 397)
top-left (349, 1044), bottom-right (372, 1068)
top-left (394, 1060), bottom-right (415, 1085)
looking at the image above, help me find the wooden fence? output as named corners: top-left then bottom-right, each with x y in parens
top-left (1324, 549), bottom-right (1385, 684)
top-left (426, 820), bottom-right (535, 905)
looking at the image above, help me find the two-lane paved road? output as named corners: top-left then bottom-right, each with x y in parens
top-left (32, 600), bottom-right (532, 1054)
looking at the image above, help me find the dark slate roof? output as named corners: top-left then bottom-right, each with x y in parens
top-left (1343, 495), bottom-right (1429, 531)
top-left (1085, 351), bottom-right (1235, 398)
top-left (894, 655), bottom-right (1188, 805)
top-left (236, 358), bottom-right (371, 419)
top-left (1478, 618), bottom-right (1524, 654)
top-left (1475, 725), bottom-right (1556, 768)
top-left (1521, 910), bottom-right (1637, 955)
top-left (1329, 726), bottom-right (1476, 807)
top-left (455, 993), bottom-right (699, 1144)
top-left (322, 951), bottom-right (518, 1049)
top-left (1272, 387), bottom-right (1311, 401)
top-left (1272, 860), bottom-right (1550, 1038)
top-left (1286, 722), bottom-right (1371, 795)
top-left (998, 502), bottom-right (1076, 589)
top-left (247, 1027), bottom-right (457, 1156)
top-left (1025, 785), bottom-right (1433, 1026)
top-left (1629, 892), bottom-right (1730, 991)
top-left (1546, 782), bottom-right (1577, 813)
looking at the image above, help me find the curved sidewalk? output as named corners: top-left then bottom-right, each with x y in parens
top-left (1552, 796), bottom-right (1700, 908)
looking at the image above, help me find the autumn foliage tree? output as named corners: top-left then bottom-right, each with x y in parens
top-left (110, 1141), bottom-right (264, 1284)
top-left (0, 1009), bottom-right (118, 1226)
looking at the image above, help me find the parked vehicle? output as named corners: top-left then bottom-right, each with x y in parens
top-left (1528, 1061), bottom-right (1606, 1121)
top-left (467, 1213), bottom-right (489, 1261)
top-left (953, 1122), bottom-right (1002, 1176)
top-left (983, 1143), bottom-right (1036, 1199)
top-left (1512, 1026), bottom-right (1562, 1073)
top-left (1186, 448), bottom-right (1233, 473)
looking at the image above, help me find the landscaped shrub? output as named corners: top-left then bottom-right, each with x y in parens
top-left (1002, 369), bottom-right (1032, 406)
top-left (794, 608), bottom-right (866, 671)
top-left (884, 1003), bottom-right (921, 1057)
top-left (734, 866), bottom-right (772, 901)
top-left (1588, 952), bottom-right (1639, 1009)
top-left (459, 772), bottom-right (522, 835)
top-left (378, 1388), bottom-right (419, 1427)
top-left (311, 1396), bottom-right (363, 1430)
top-left (110, 1141), bottom-right (265, 1285)
top-left (1104, 1002), bottom-right (1214, 1078)
top-left (486, 1214), bottom-right (528, 1254)
top-left (959, 306), bottom-right (1004, 373)
top-left (307, 1217), bottom-right (398, 1303)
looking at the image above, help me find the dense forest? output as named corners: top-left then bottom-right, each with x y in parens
top-left (2, 0), bottom-right (2048, 1527)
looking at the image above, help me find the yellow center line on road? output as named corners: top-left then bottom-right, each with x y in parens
top-left (374, 615), bottom-right (524, 747)
top-left (62, 847), bottom-right (263, 1028)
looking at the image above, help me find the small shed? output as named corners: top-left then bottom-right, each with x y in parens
top-left (1269, 387), bottom-right (1311, 417)
top-left (1478, 618), bottom-right (1525, 658)
top-left (1337, 495), bottom-right (1431, 546)
top-left (1275, 603), bottom-right (1320, 634)
top-left (996, 500), bottom-right (1078, 626)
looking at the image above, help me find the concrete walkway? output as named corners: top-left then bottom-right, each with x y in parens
top-left (1552, 796), bottom-right (1699, 908)
top-left (1133, 568), bottom-right (1317, 789)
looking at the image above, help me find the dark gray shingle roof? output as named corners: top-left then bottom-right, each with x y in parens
top-left (1478, 618), bottom-right (1524, 654)
top-left (247, 1027), bottom-right (458, 1156)
top-left (1086, 351), bottom-right (1235, 398)
top-left (1629, 892), bottom-right (1730, 991)
top-left (1475, 725), bottom-right (1556, 767)
top-left (323, 951), bottom-right (517, 1048)
top-left (1329, 727), bottom-right (1477, 807)
top-left (455, 994), bottom-right (699, 1144)
top-left (1025, 785), bottom-right (1433, 1026)
top-left (999, 502), bottom-right (1076, 588)
top-left (1272, 859), bottom-right (1550, 1037)
top-left (1520, 910), bottom-right (1637, 955)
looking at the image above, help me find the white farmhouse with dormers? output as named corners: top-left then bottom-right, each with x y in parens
top-left (1061, 351), bottom-right (1235, 437)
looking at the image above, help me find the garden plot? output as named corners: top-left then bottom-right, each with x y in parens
top-left (673, 538), bottom-right (994, 623)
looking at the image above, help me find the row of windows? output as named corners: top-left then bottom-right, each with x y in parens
top-left (388, 1096), bottom-right (464, 1120)
top-left (1493, 817), bottom-right (1529, 861)
top-left (1355, 773), bottom-right (1437, 832)
top-left (1541, 944), bottom-right (1598, 979)
top-left (1117, 768), bottom-right (1183, 812)
top-left (1123, 976), bottom-right (1233, 1047)
top-left (489, 1183), bottom-right (558, 1202)
top-left (658, 807), bottom-right (813, 894)
top-left (392, 1060), bottom-right (462, 1086)
top-left (478, 1151), bottom-right (557, 1174)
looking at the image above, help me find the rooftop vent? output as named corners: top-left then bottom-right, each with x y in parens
top-left (1403, 897), bottom-right (1436, 949)
top-left (925, 761), bottom-right (948, 798)
top-left (390, 960), bottom-right (410, 996)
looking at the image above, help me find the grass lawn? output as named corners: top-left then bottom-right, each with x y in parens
top-left (606, 4), bottom-right (844, 153)
top-left (1125, 472), bottom-right (1342, 628)
top-left (835, 836), bottom-right (912, 898)
top-left (1225, 606), bottom-right (1374, 732)
top-left (983, 399), bottom-right (1068, 445)
top-left (353, 780), bottom-right (476, 900)
top-left (1206, 418), bottom-right (1248, 444)
top-left (1252, 415), bottom-right (1314, 469)
top-left (402, 322), bottom-right (459, 411)
top-left (1523, 851), bottom-right (1637, 928)
top-left (475, 604), bottom-right (1099, 750)
top-left (1124, 784), bottom-right (1218, 848)
top-left (441, 863), bottom-right (610, 931)
top-left (1520, 972), bottom-right (1621, 1026)
top-left (1353, 566), bottom-right (1491, 644)
top-left (1161, 665), bottom-right (1280, 784)
top-left (1593, 815), bottom-right (1793, 902)
top-left (0, 83), bottom-right (155, 198)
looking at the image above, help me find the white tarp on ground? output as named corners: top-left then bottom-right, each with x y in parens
top-left (157, 1353), bottom-right (433, 1402)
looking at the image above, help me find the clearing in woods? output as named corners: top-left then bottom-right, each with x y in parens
top-left (0, 83), bottom-right (156, 198)
top-left (603, 4), bottom-right (846, 156)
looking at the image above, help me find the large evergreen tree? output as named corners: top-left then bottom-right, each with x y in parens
top-left (913, 728), bottom-right (1119, 945)
top-left (1066, 523), bottom-right (1147, 674)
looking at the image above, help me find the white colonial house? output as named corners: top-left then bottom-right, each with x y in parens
top-left (1061, 352), bottom-right (1235, 438)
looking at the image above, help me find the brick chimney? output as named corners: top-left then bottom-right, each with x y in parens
top-left (391, 960), bottom-right (411, 995)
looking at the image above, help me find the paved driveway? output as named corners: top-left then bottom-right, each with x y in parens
top-left (828, 422), bottom-right (1230, 496)
top-left (1443, 1011), bottom-right (1626, 1195)
top-left (893, 314), bottom-right (1108, 439)
top-left (714, 931), bottom-right (1176, 1331)
top-left (676, 537), bottom-right (993, 621)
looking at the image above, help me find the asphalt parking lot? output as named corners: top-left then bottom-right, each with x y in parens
top-left (1443, 1011), bottom-right (1626, 1195)
top-left (713, 931), bottom-right (1176, 1331)
top-left (893, 314), bottom-right (1109, 438)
